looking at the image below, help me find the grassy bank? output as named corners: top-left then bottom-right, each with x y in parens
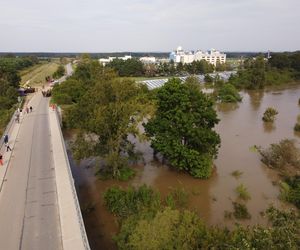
top-left (20, 61), bottom-right (59, 87)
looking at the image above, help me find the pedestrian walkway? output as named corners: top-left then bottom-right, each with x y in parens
top-left (0, 92), bottom-right (62, 250)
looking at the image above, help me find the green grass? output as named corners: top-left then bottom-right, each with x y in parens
top-left (20, 62), bottom-right (59, 87)
top-left (235, 184), bottom-right (251, 200)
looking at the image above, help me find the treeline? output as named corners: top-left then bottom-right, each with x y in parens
top-left (0, 52), bottom-right (170, 59)
top-left (106, 58), bottom-right (230, 77)
top-left (0, 56), bottom-right (39, 71)
top-left (0, 56), bottom-right (38, 134)
top-left (228, 52), bottom-right (300, 89)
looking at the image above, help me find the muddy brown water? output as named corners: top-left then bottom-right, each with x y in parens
top-left (65, 85), bottom-right (300, 250)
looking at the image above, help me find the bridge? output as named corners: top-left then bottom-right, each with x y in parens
top-left (0, 65), bottom-right (90, 250)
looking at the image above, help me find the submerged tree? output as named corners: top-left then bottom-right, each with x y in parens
top-left (217, 83), bottom-right (242, 103)
top-left (64, 60), bottom-right (152, 180)
top-left (145, 78), bottom-right (220, 178)
top-left (262, 107), bottom-right (278, 122)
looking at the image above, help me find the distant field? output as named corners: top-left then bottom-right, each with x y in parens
top-left (20, 62), bottom-right (59, 87)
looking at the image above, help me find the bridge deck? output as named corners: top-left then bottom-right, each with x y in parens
top-left (0, 92), bottom-right (62, 250)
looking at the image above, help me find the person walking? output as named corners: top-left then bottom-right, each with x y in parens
top-left (5, 143), bottom-right (12, 152)
top-left (0, 154), bottom-right (3, 166)
top-left (3, 134), bottom-right (12, 152)
top-left (30, 106), bottom-right (33, 112)
top-left (4, 134), bottom-right (8, 145)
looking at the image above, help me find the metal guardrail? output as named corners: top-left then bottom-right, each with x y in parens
top-left (53, 107), bottom-right (90, 250)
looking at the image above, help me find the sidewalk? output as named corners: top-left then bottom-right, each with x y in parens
top-left (49, 107), bottom-right (90, 250)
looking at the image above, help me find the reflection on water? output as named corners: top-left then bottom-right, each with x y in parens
top-left (248, 90), bottom-right (264, 111)
top-left (67, 85), bottom-right (300, 250)
top-left (263, 122), bottom-right (276, 133)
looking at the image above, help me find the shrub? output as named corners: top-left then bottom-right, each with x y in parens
top-left (165, 187), bottom-right (189, 209)
top-left (232, 202), bottom-right (251, 219)
top-left (259, 139), bottom-right (300, 169)
top-left (104, 185), bottom-right (161, 218)
top-left (294, 115), bottom-right (300, 131)
top-left (262, 107), bottom-right (278, 122)
top-left (280, 177), bottom-right (300, 208)
top-left (218, 83), bottom-right (242, 103)
top-left (294, 123), bottom-right (300, 132)
top-left (105, 186), bottom-right (300, 249)
top-left (231, 170), bottom-right (243, 179)
top-left (235, 184), bottom-right (251, 201)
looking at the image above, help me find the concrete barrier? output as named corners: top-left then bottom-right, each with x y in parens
top-left (49, 107), bottom-right (90, 250)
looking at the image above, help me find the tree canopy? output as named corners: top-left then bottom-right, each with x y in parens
top-left (59, 59), bottom-right (152, 179)
top-left (145, 78), bottom-right (220, 178)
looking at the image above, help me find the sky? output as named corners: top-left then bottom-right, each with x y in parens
top-left (0, 0), bottom-right (299, 52)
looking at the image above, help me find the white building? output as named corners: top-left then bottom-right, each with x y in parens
top-left (140, 56), bottom-right (156, 64)
top-left (169, 46), bottom-right (226, 66)
top-left (99, 55), bottom-right (132, 65)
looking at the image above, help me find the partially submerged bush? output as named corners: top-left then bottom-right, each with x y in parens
top-left (104, 185), bottom-right (161, 218)
top-left (280, 176), bottom-right (300, 208)
top-left (294, 115), bottom-right (300, 131)
top-left (231, 170), bottom-right (243, 179)
top-left (235, 184), bottom-right (251, 201)
top-left (232, 202), bottom-right (251, 219)
top-left (262, 107), bottom-right (278, 122)
top-left (294, 123), bottom-right (300, 132)
top-left (165, 187), bottom-right (189, 209)
top-left (259, 139), bottom-right (300, 170)
top-left (105, 185), bottom-right (300, 249)
top-left (218, 83), bottom-right (242, 103)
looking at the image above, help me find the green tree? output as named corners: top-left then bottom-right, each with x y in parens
top-left (145, 78), bottom-right (220, 178)
top-left (52, 65), bottom-right (65, 79)
top-left (204, 74), bottom-right (213, 83)
top-left (218, 83), bottom-right (242, 103)
top-left (65, 63), bottom-right (151, 179)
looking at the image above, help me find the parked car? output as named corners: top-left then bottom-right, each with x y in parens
top-left (24, 87), bottom-right (35, 94)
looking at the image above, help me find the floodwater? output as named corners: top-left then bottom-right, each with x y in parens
top-left (65, 84), bottom-right (300, 250)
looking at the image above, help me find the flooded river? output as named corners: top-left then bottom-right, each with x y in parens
top-left (66, 85), bottom-right (300, 250)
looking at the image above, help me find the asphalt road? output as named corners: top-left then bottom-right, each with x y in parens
top-left (0, 92), bottom-right (62, 250)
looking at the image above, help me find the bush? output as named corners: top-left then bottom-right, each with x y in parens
top-left (165, 187), bottom-right (189, 209)
top-left (262, 107), bottom-right (278, 122)
top-left (231, 170), bottom-right (243, 178)
top-left (294, 115), bottom-right (300, 131)
top-left (218, 83), bottom-right (242, 103)
top-left (235, 184), bottom-right (251, 201)
top-left (280, 177), bottom-right (300, 208)
top-left (104, 185), bottom-right (161, 219)
top-left (259, 139), bottom-right (300, 169)
top-left (294, 123), bottom-right (300, 132)
top-left (232, 202), bottom-right (251, 219)
top-left (104, 185), bottom-right (300, 249)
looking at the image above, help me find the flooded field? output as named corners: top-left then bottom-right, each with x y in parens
top-left (66, 85), bottom-right (300, 250)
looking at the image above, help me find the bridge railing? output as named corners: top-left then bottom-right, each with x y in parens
top-left (52, 106), bottom-right (90, 250)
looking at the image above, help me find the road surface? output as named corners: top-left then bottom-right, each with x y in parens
top-left (0, 92), bottom-right (62, 250)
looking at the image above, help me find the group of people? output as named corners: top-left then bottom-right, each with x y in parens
top-left (0, 134), bottom-right (12, 166)
top-left (15, 106), bottom-right (33, 123)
